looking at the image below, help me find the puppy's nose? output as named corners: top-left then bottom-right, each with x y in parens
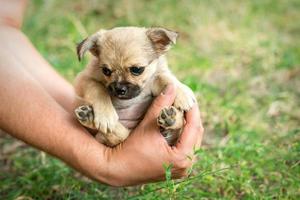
top-left (115, 85), bottom-right (127, 95)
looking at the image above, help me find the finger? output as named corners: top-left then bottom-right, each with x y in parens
top-left (176, 104), bottom-right (204, 155)
top-left (143, 84), bottom-right (176, 121)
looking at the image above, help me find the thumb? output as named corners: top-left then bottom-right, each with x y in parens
top-left (143, 84), bottom-right (176, 121)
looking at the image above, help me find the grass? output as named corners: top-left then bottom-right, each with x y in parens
top-left (0, 0), bottom-right (299, 199)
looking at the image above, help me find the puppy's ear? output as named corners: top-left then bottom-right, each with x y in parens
top-left (76, 30), bottom-right (106, 61)
top-left (146, 27), bottom-right (178, 55)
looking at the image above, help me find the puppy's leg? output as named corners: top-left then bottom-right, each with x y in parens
top-left (75, 76), bottom-right (118, 133)
top-left (75, 105), bottom-right (129, 147)
top-left (157, 106), bottom-right (184, 145)
top-left (95, 123), bottom-right (130, 147)
top-left (152, 72), bottom-right (196, 111)
top-left (152, 72), bottom-right (196, 145)
top-left (74, 74), bottom-right (130, 145)
top-left (75, 105), bottom-right (94, 129)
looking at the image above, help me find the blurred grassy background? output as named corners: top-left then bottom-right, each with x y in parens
top-left (0, 0), bottom-right (299, 199)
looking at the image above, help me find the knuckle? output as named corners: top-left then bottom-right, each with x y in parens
top-left (171, 168), bottom-right (188, 179)
top-left (152, 103), bottom-right (162, 111)
top-left (175, 158), bottom-right (192, 170)
top-left (179, 170), bottom-right (189, 178)
top-left (153, 98), bottom-right (165, 110)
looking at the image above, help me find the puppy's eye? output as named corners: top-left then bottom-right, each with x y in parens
top-left (130, 66), bottom-right (145, 76)
top-left (102, 66), bottom-right (112, 76)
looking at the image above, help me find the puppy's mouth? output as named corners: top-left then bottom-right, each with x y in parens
top-left (108, 82), bottom-right (141, 100)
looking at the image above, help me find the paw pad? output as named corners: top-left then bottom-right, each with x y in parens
top-left (157, 106), bottom-right (177, 129)
top-left (75, 105), bottom-right (94, 123)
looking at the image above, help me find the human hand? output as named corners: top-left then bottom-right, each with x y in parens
top-left (102, 84), bottom-right (204, 186)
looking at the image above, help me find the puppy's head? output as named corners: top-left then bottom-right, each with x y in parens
top-left (77, 27), bottom-right (178, 100)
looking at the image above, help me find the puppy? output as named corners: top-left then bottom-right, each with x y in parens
top-left (74, 27), bottom-right (196, 147)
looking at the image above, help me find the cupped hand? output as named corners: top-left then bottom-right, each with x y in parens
top-left (103, 84), bottom-right (204, 186)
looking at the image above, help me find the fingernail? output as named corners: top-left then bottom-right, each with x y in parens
top-left (161, 84), bottom-right (174, 95)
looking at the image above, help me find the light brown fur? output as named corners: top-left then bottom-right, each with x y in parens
top-left (74, 27), bottom-right (195, 146)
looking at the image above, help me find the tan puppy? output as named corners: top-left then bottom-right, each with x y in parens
top-left (74, 27), bottom-right (196, 147)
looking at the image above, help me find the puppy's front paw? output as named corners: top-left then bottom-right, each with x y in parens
top-left (93, 105), bottom-right (119, 134)
top-left (75, 105), bottom-right (94, 129)
top-left (174, 84), bottom-right (196, 111)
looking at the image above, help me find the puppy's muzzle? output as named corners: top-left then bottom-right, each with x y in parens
top-left (108, 82), bottom-right (141, 99)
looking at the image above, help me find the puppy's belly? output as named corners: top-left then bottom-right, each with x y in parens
top-left (115, 95), bottom-right (153, 129)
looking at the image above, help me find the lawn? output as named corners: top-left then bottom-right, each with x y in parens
top-left (0, 0), bottom-right (299, 199)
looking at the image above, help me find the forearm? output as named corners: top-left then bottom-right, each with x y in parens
top-left (0, 0), bottom-right (75, 111)
top-left (0, 25), bottom-right (76, 112)
top-left (0, 0), bottom-right (27, 29)
top-left (0, 48), bottom-right (109, 183)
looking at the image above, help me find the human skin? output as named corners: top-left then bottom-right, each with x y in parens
top-left (0, 0), bottom-right (204, 186)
